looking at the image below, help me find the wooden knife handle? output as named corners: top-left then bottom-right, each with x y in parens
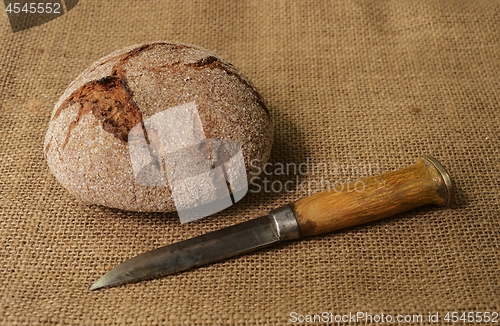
top-left (289, 156), bottom-right (454, 237)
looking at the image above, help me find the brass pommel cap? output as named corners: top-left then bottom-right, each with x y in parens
top-left (422, 155), bottom-right (455, 207)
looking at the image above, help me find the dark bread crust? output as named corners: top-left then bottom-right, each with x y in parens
top-left (50, 42), bottom-right (269, 152)
top-left (44, 42), bottom-right (273, 213)
top-left (185, 56), bottom-right (269, 116)
top-left (55, 75), bottom-right (142, 149)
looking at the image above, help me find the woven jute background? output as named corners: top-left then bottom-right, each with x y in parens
top-left (1, 1), bottom-right (499, 325)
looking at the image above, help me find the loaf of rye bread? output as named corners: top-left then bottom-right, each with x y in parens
top-left (44, 42), bottom-right (272, 212)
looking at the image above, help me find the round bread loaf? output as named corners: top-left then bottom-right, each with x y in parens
top-left (44, 42), bottom-right (272, 213)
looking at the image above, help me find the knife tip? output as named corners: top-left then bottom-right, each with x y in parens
top-left (90, 277), bottom-right (107, 291)
top-left (89, 282), bottom-right (101, 291)
top-left (90, 270), bottom-right (126, 290)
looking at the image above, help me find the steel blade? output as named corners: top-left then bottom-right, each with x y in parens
top-left (90, 215), bottom-right (280, 290)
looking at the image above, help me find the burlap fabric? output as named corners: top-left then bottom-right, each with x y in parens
top-left (1, 1), bottom-right (499, 325)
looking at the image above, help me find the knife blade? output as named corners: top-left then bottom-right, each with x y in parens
top-left (91, 155), bottom-right (454, 290)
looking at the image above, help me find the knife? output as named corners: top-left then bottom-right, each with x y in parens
top-left (90, 155), bottom-right (454, 290)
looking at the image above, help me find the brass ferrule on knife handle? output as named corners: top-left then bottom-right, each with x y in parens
top-left (269, 156), bottom-right (454, 239)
